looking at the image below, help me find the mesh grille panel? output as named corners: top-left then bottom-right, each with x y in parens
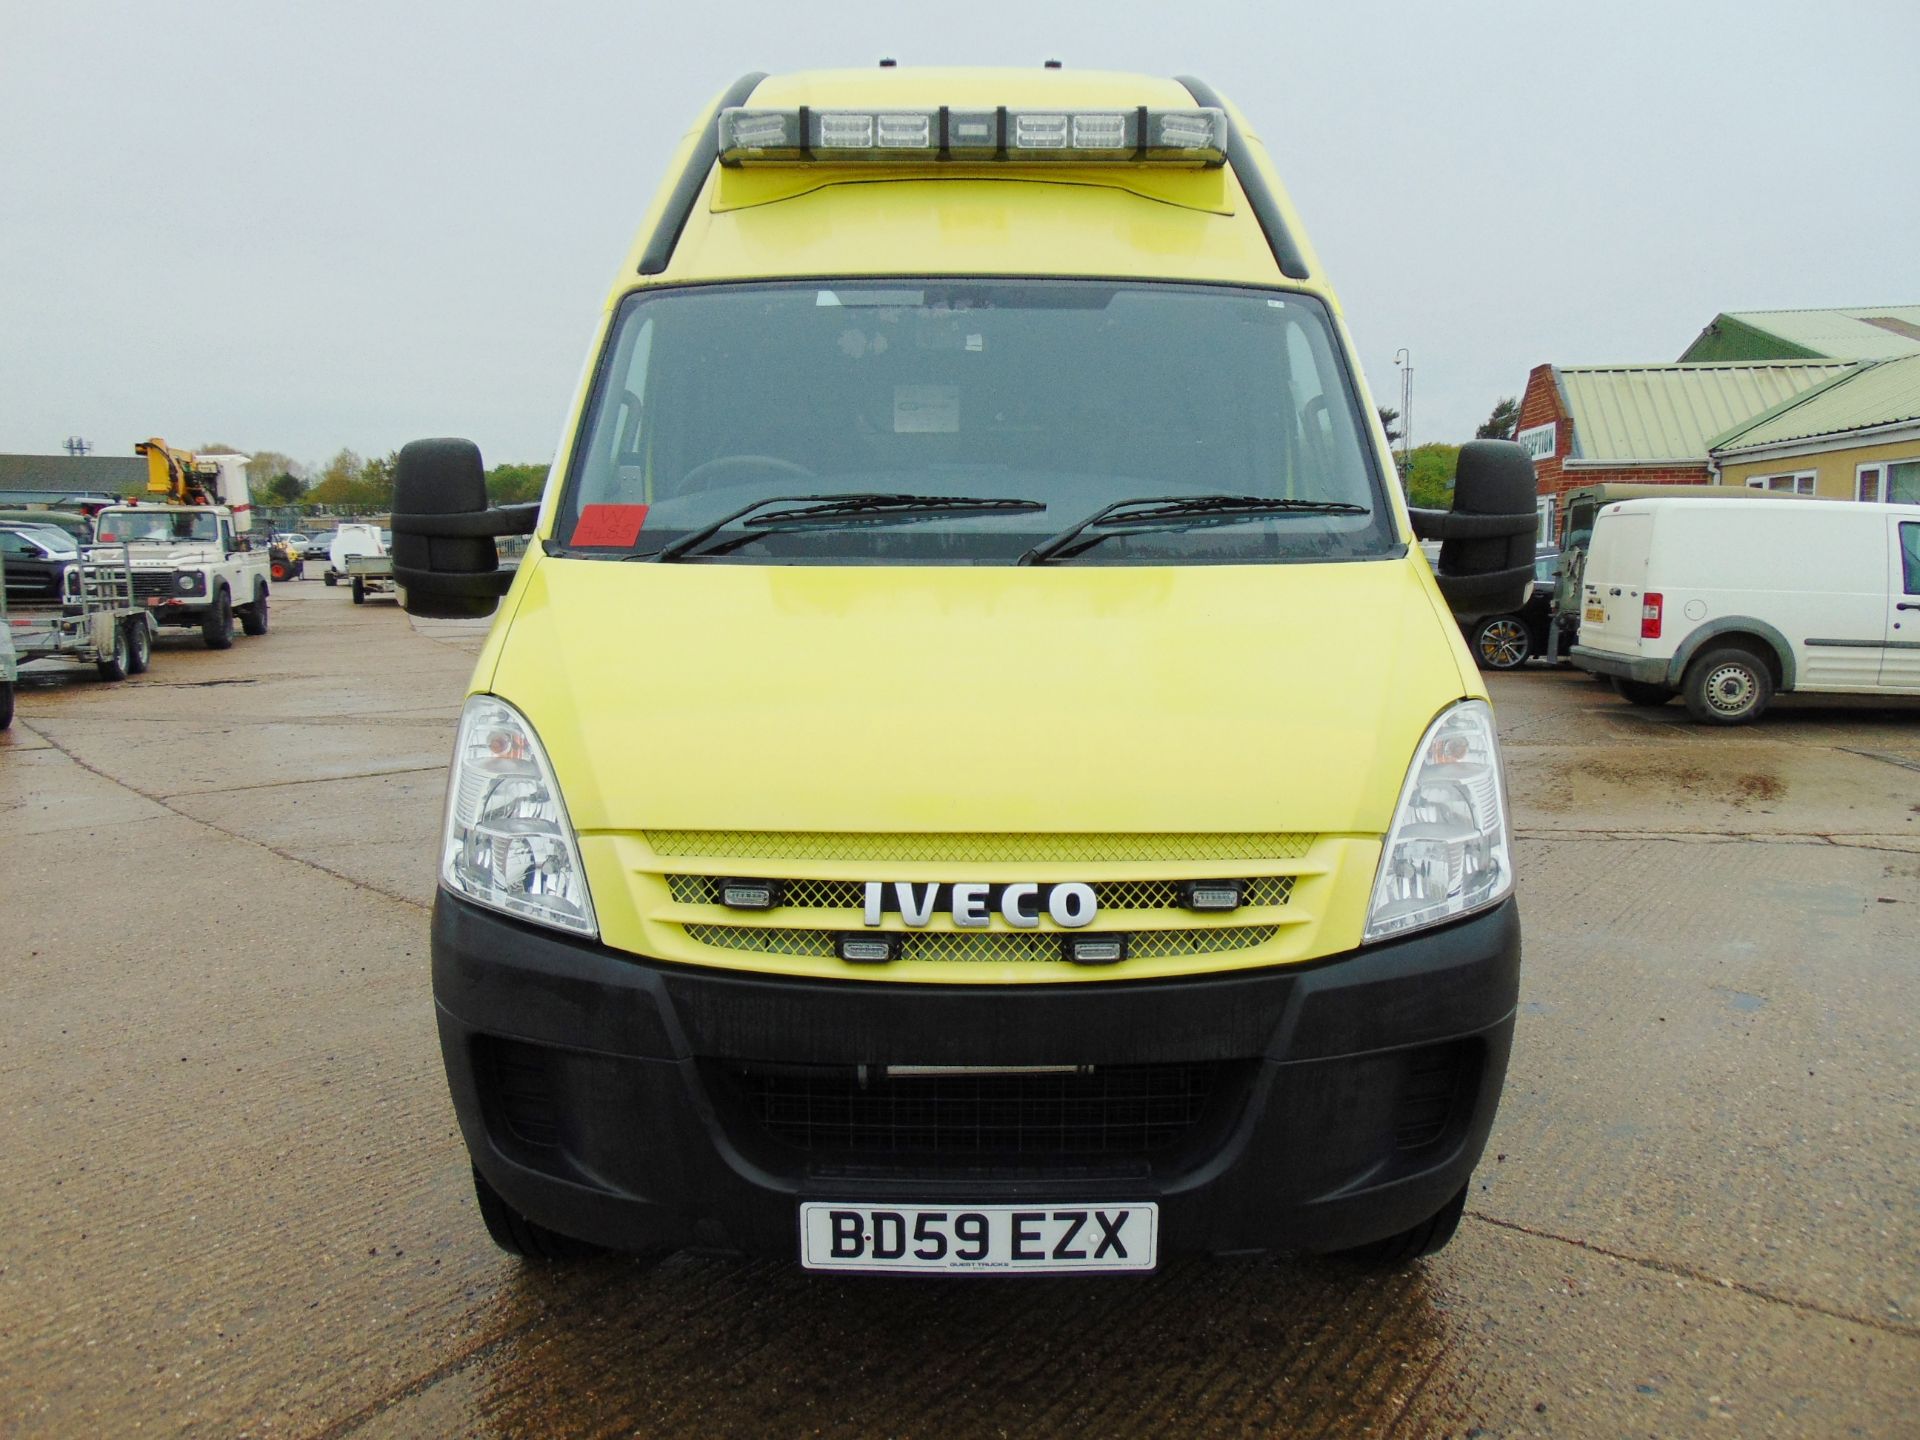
top-left (647, 831), bottom-right (1315, 862)
top-left (721, 1061), bottom-right (1231, 1158)
top-left (682, 924), bottom-right (1279, 962)
top-left (668, 874), bottom-right (1295, 911)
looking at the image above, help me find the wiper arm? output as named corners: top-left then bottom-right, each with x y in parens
top-left (1018, 494), bottom-right (1368, 566)
top-left (646, 493), bottom-right (1044, 562)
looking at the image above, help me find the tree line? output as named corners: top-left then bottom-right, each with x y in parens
top-left (1374, 397), bottom-right (1519, 509)
top-left (207, 446), bottom-right (546, 512)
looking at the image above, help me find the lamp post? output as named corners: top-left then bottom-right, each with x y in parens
top-left (1392, 349), bottom-right (1412, 483)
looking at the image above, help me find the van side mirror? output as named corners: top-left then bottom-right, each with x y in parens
top-left (389, 438), bottom-right (538, 619)
top-left (1408, 440), bottom-right (1538, 614)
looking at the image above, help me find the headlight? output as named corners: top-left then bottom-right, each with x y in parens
top-left (441, 695), bottom-right (597, 936)
top-left (175, 572), bottom-right (203, 593)
top-left (1364, 701), bottom-right (1512, 943)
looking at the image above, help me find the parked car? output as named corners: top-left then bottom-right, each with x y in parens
top-left (0, 508), bottom-right (94, 546)
top-left (1573, 496), bottom-right (1920, 723)
top-left (0, 523), bottom-right (80, 603)
top-left (1462, 546), bottom-right (1559, 670)
top-left (296, 533), bottom-right (333, 564)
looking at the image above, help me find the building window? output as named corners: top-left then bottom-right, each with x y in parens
top-left (1536, 496), bottom-right (1554, 544)
top-left (1859, 465), bottom-right (1882, 502)
top-left (1747, 471), bottom-right (1816, 495)
top-left (1888, 460), bottom-right (1920, 505)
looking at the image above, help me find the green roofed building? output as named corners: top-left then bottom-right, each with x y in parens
top-left (1709, 353), bottom-right (1920, 504)
top-left (1680, 305), bottom-right (1920, 363)
top-left (0, 453), bottom-right (148, 506)
top-left (1512, 359), bottom-right (1851, 538)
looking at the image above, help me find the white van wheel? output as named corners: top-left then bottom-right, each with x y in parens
top-left (1684, 647), bottom-right (1773, 725)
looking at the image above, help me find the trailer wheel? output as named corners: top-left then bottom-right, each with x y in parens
top-left (0, 680), bottom-right (13, 730)
top-left (125, 619), bottom-right (153, 675)
top-left (241, 585), bottom-right (270, 636)
top-left (324, 571), bottom-right (337, 587)
top-left (351, 577), bottom-right (366, 604)
top-left (97, 622), bottom-right (130, 681)
top-left (202, 588), bottom-right (235, 650)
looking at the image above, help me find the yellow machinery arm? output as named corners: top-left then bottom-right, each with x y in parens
top-left (135, 438), bottom-right (218, 505)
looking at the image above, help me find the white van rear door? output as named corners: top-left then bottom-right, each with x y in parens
top-left (1579, 510), bottom-right (1652, 652)
top-left (1885, 518), bottom-right (1920, 691)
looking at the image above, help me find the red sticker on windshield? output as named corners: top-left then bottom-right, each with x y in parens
top-left (570, 503), bottom-right (648, 547)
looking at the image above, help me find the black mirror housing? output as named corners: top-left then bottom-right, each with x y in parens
top-left (390, 438), bottom-right (535, 620)
top-left (1408, 440), bottom-right (1538, 614)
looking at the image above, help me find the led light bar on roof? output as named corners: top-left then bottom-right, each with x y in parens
top-left (717, 105), bottom-right (1228, 166)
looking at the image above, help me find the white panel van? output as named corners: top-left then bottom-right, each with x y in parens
top-left (1572, 497), bottom-right (1920, 723)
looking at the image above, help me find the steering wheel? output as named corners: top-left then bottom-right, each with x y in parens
top-left (677, 454), bottom-right (815, 490)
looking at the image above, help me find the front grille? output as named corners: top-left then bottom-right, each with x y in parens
top-left (720, 1060), bottom-right (1231, 1159)
top-left (667, 874), bottom-right (1295, 911)
top-left (647, 831), bottom-right (1315, 863)
top-left (683, 923), bottom-right (1279, 962)
top-left (131, 572), bottom-right (175, 602)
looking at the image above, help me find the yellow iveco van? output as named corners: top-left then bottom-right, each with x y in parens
top-left (392, 67), bottom-right (1538, 1274)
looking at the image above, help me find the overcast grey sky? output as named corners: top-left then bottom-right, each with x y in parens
top-left (2, 0), bottom-right (1914, 469)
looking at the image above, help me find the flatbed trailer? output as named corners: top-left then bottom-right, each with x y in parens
top-left (345, 553), bottom-right (395, 604)
top-left (1, 544), bottom-right (157, 701)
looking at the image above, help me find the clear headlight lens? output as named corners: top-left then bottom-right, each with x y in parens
top-left (1364, 701), bottom-right (1512, 943)
top-left (441, 695), bottom-right (597, 937)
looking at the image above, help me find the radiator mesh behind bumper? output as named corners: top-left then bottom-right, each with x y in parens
top-left (720, 1060), bottom-right (1232, 1158)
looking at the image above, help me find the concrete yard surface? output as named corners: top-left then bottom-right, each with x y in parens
top-left (1, 583), bottom-right (1915, 1438)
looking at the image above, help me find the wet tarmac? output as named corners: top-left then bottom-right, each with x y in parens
top-left (2, 584), bottom-right (1916, 1438)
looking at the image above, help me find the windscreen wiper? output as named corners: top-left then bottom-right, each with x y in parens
top-left (1017, 494), bottom-right (1368, 566)
top-left (646, 493), bottom-right (1044, 562)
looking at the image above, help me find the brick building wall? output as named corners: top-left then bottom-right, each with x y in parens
top-left (1516, 365), bottom-right (1710, 539)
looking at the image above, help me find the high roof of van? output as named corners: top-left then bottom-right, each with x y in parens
top-left (1604, 495), bottom-right (1918, 516)
top-left (618, 67), bottom-right (1329, 298)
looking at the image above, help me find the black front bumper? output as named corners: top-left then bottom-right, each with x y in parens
top-left (433, 894), bottom-right (1520, 1262)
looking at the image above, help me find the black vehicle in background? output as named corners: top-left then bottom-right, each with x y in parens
top-left (0, 524), bottom-right (81, 604)
top-left (1463, 546), bottom-right (1560, 671)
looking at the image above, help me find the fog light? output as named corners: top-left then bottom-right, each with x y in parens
top-left (1063, 934), bottom-right (1127, 965)
top-left (719, 878), bottom-right (783, 910)
top-left (837, 934), bottom-right (900, 964)
top-left (1180, 880), bottom-right (1243, 912)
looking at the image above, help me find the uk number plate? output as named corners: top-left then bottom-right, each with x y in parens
top-left (800, 1202), bottom-right (1158, 1274)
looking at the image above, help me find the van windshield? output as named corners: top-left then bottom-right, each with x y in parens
top-left (97, 509), bottom-right (220, 544)
top-left (558, 280), bottom-right (1395, 566)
